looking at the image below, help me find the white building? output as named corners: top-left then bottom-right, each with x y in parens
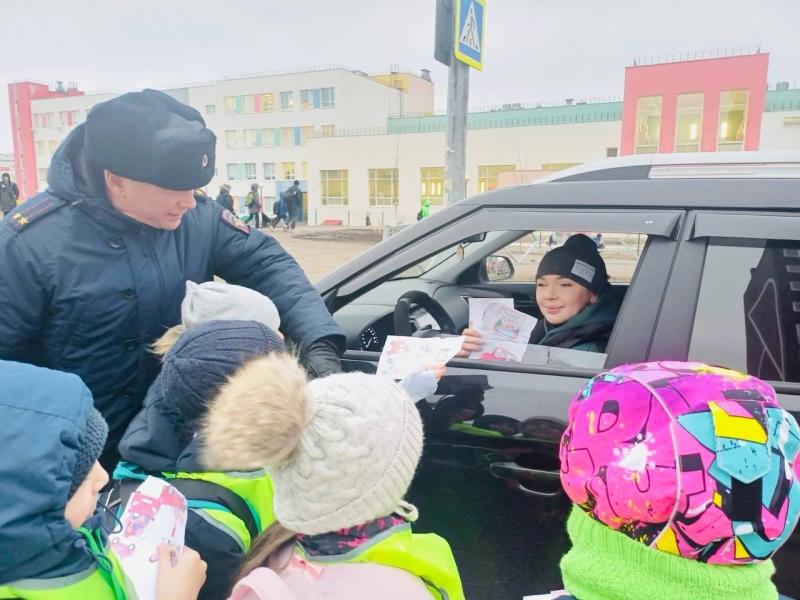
top-left (14, 59), bottom-right (799, 224)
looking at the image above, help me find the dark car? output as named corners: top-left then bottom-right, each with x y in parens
top-left (317, 152), bottom-right (800, 599)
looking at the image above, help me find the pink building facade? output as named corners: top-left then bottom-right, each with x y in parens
top-left (620, 52), bottom-right (769, 155)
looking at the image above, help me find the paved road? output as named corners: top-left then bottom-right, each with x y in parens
top-left (261, 225), bottom-right (380, 282)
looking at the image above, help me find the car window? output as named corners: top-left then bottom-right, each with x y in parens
top-left (688, 238), bottom-right (800, 383)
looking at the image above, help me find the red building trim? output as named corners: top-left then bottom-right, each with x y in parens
top-left (7, 82), bottom-right (84, 200)
top-left (620, 53), bottom-right (769, 155)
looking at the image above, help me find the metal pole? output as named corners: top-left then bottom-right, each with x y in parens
top-left (444, 57), bottom-right (469, 206)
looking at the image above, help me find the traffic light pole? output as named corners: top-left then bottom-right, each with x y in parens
top-left (444, 55), bottom-right (469, 206)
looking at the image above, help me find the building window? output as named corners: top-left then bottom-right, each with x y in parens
top-left (300, 89), bottom-right (313, 109)
top-left (321, 87), bottom-right (335, 109)
top-left (225, 130), bottom-right (239, 149)
top-left (33, 113), bottom-right (52, 128)
top-left (321, 124), bottom-right (336, 137)
top-left (301, 161), bottom-right (308, 179)
top-left (368, 168), bottom-right (399, 206)
top-left (263, 163), bottom-right (275, 180)
top-left (244, 163), bottom-right (257, 181)
top-left (47, 140), bottom-right (59, 154)
top-left (606, 147), bottom-right (618, 158)
top-left (243, 129), bottom-right (257, 148)
top-left (478, 165), bottom-right (515, 193)
top-left (718, 90), bottom-right (748, 151)
top-left (205, 104), bottom-right (216, 115)
top-left (243, 95), bottom-right (255, 114)
top-left (261, 93), bottom-right (274, 112)
top-left (282, 162), bottom-right (296, 180)
top-left (301, 126), bottom-right (314, 145)
top-left (36, 141), bottom-right (46, 155)
top-left (280, 91), bottom-right (294, 111)
top-left (227, 163), bottom-right (244, 180)
top-left (224, 96), bottom-right (237, 115)
top-left (674, 93), bottom-right (703, 153)
top-left (37, 168), bottom-right (49, 185)
top-left (420, 167), bottom-right (444, 206)
top-left (634, 96), bottom-right (662, 154)
top-left (320, 170), bottom-right (349, 205)
top-left (280, 128), bottom-right (294, 147)
top-left (70, 110), bottom-right (81, 124)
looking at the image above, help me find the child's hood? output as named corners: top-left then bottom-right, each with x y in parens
top-left (0, 360), bottom-right (98, 582)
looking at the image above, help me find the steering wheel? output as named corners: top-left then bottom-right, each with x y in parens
top-left (393, 291), bottom-right (457, 337)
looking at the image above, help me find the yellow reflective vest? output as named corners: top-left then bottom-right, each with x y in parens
top-left (296, 522), bottom-right (465, 600)
top-left (0, 528), bottom-right (128, 600)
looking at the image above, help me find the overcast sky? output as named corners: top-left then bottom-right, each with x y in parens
top-left (1, 0), bottom-right (798, 153)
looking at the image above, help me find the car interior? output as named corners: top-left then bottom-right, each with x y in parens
top-left (333, 229), bottom-right (647, 368)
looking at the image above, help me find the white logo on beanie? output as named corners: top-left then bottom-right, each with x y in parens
top-left (571, 259), bottom-right (596, 283)
top-left (201, 154), bottom-right (208, 168)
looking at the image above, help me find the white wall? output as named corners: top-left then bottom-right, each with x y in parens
top-left (307, 120), bottom-right (622, 225)
top-left (759, 111), bottom-right (800, 151)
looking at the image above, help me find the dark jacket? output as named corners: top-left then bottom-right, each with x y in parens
top-left (529, 287), bottom-right (624, 352)
top-left (0, 178), bottom-right (18, 213)
top-left (0, 360), bottom-right (106, 584)
top-left (0, 125), bottom-right (343, 454)
top-left (216, 189), bottom-right (234, 212)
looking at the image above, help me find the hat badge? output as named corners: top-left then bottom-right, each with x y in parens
top-left (201, 154), bottom-right (208, 168)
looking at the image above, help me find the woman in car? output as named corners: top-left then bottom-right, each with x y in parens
top-left (459, 234), bottom-right (624, 356)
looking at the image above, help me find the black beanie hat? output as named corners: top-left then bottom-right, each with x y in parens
top-left (536, 234), bottom-right (609, 295)
top-left (69, 407), bottom-right (108, 498)
top-left (156, 320), bottom-right (285, 443)
top-left (85, 89), bottom-right (216, 191)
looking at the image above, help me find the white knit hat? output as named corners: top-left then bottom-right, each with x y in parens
top-left (181, 280), bottom-right (281, 332)
top-left (201, 354), bottom-right (423, 535)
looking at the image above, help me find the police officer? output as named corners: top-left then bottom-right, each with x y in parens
top-left (0, 89), bottom-right (344, 468)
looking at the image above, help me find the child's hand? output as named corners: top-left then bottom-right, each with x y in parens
top-left (423, 362), bottom-right (447, 380)
top-left (456, 328), bottom-right (484, 357)
top-left (156, 544), bottom-right (207, 600)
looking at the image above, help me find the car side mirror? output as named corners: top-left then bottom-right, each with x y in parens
top-left (480, 255), bottom-right (515, 282)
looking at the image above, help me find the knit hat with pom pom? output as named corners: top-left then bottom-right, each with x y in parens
top-left (201, 353), bottom-right (423, 535)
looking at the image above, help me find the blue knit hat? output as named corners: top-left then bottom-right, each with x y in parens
top-left (69, 407), bottom-right (108, 498)
top-left (156, 320), bottom-right (285, 443)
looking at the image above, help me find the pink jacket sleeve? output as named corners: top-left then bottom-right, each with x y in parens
top-left (228, 568), bottom-right (298, 600)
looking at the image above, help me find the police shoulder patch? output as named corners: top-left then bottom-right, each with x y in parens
top-left (220, 209), bottom-right (250, 235)
top-left (4, 194), bottom-right (65, 233)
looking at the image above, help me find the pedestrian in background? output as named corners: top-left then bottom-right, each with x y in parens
top-left (0, 173), bottom-right (19, 217)
top-left (285, 179), bottom-right (302, 230)
top-left (245, 182), bottom-right (262, 228)
top-left (216, 183), bottom-right (235, 212)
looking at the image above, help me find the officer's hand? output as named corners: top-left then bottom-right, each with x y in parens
top-left (156, 544), bottom-right (206, 600)
top-left (301, 337), bottom-right (343, 378)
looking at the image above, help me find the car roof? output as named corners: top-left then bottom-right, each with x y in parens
top-left (529, 150), bottom-right (800, 184)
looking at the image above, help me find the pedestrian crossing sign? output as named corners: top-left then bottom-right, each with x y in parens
top-left (454, 0), bottom-right (486, 70)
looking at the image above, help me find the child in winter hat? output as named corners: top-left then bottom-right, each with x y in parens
top-left (544, 361), bottom-right (800, 600)
top-left (117, 321), bottom-right (285, 600)
top-left (152, 280), bottom-right (282, 355)
top-left (201, 354), bottom-right (465, 600)
top-left (0, 360), bottom-right (205, 600)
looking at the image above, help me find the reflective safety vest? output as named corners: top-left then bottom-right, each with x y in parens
top-left (0, 528), bottom-right (128, 600)
top-left (114, 462), bottom-right (275, 552)
top-left (296, 522), bottom-right (465, 600)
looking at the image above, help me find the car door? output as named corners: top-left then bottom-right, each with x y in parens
top-left (650, 209), bottom-right (800, 597)
top-left (331, 204), bottom-right (686, 599)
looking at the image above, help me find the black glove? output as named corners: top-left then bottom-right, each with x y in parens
top-left (300, 336), bottom-right (343, 379)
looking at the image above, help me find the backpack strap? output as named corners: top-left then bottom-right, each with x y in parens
top-left (117, 477), bottom-right (259, 540)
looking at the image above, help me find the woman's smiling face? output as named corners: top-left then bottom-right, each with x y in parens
top-left (535, 275), bottom-right (597, 326)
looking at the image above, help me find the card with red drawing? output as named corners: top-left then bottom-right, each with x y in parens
top-left (111, 476), bottom-right (188, 600)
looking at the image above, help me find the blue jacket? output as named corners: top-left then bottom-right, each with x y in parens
top-left (0, 126), bottom-right (343, 449)
top-left (0, 360), bottom-right (102, 583)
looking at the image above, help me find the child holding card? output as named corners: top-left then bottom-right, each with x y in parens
top-left (0, 360), bottom-right (205, 600)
